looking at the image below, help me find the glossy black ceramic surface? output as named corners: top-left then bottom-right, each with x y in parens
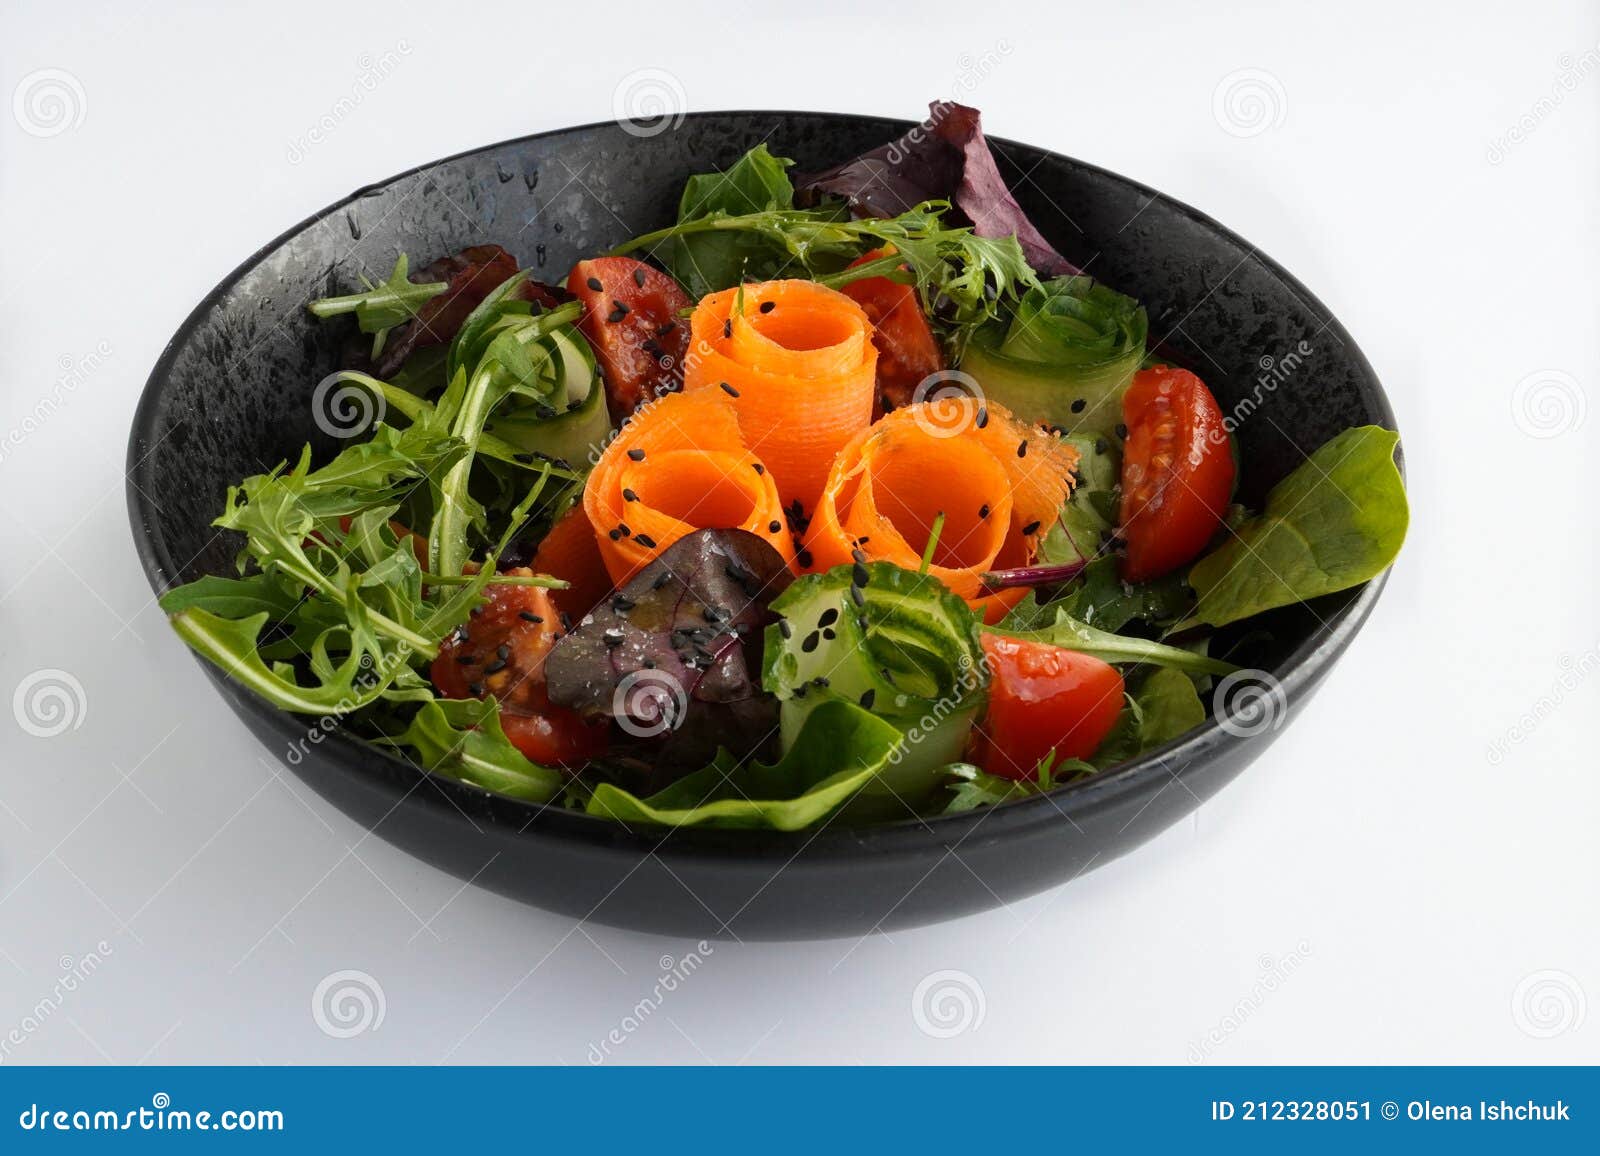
top-left (127, 112), bottom-right (1397, 939)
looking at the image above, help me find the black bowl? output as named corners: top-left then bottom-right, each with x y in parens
top-left (127, 111), bottom-right (1397, 940)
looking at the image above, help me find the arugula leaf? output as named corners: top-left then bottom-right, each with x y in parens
top-left (1177, 426), bottom-right (1408, 629)
top-left (615, 151), bottom-right (1039, 352)
top-left (168, 605), bottom-right (399, 715)
top-left (989, 607), bottom-right (1234, 676)
top-left (586, 699), bottom-right (905, 830)
top-left (307, 253), bottom-right (447, 336)
top-left (386, 696), bottom-right (564, 803)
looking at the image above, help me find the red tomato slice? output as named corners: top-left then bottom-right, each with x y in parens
top-left (1118, 366), bottom-right (1235, 583)
top-left (840, 248), bottom-right (944, 414)
top-left (972, 634), bottom-right (1125, 780)
top-left (567, 257), bottom-right (691, 418)
top-left (430, 571), bottom-right (608, 766)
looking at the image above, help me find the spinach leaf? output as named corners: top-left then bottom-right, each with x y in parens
top-left (585, 699), bottom-right (904, 830)
top-left (653, 144), bottom-right (800, 298)
top-left (1178, 426), bottom-right (1408, 629)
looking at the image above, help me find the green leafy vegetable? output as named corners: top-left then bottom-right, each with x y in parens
top-left (307, 254), bottom-right (447, 357)
top-left (1177, 426), bottom-right (1408, 629)
top-left (989, 604), bottom-right (1234, 676)
top-left (615, 147), bottom-right (1039, 352)
top-left (959, 277), bottom-right (1147, 437)
top-left (585, 700), bottom-right (904, 830)
top-left (386, 696), bottom-right (564, 803)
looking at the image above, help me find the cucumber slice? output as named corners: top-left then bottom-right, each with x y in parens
top-left (762, 562), bottom-right (988, 807)
top-left (484, 323), bottom-right (612, 468)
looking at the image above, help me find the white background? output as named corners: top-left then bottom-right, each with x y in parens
top-left (1, 0), bottom-right (1595, 1065)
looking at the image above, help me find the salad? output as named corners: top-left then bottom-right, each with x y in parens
top-left (160, 103), bottom-right (1408, 830)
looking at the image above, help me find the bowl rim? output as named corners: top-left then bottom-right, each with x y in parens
top-left (126, 108), bottom-right (1399, 859)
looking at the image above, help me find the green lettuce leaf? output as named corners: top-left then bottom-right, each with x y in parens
top-left (585, 700), bottom-right (904, 830)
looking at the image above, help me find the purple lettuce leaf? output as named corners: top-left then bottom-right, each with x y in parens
top-left (799, 102), bottom-right (1078, 278)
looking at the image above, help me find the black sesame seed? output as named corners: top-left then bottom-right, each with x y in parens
top-left (559, 612), bottom-right (572, 631)
top-left (752, 462), bottom-right (765, 476)
top-left (586, 276), bottom-right (604, 292)
top-left (801, 631), bottom-right (820, 653)
top-left (852, 562), bottom-right (871, 588)
top-left (813, 676), bottom-right (830, 688)
top-left (612, 300), bottom-right (630, 316)
top-left (723, 319), bottom-right (732, 339)
top-left (1116, 423), bottom-right (1128, 439)
top-left (484, 659), bottom-right (508, 675)
top-left (759, 300), bottom-right (775, 314)
top-left (779, 619), bottom-right (793, 640)
top-left (822, 628), bottom-right (836, 641)
top-left (979, 504), bottom-right (990, 519)
top-left (518, 611), bottom-right (543, 623)
top-left (651, 571), bottom-right (672, 590)
top-left (976, 407), bottom-right (989, 429)
top-left (797, 549), bottom-right (813, 568)
top-left (627, 448), bottom-right (646, 461)
top-left (1070, 398), bottom-right (1087, 414)
top-left (468, 682), bottom-right (485, 696)
top-left (1017, 440), bottom-right (1028, 458)
top-left (617, 523), bottom-right (631, 538)
top-left (850, 585), bottom-right (866, 608)
top-left (1094, 438), bottom-right (1108, 455)
top-left (719, 382), bottom-right (740, 398)
top-left (1022, 520), bottom-right (1042, 536)
top-left (634, 534), bottom-right (657, 549)
top-left (608, 528), bottom-right (621, 541)
top-left (612, 595), bottom-right (636, 613)
top-left (642, 656), bottom-right (656, 669)
top-left (606, 307), bottom-right (627, 324)
top-left (659, 320), bottom-right (677, 335)
top-left (633, 266), bottom-right (646, 287)
top-left (768, 520), bottom-right (782, 533)
top-left (858, 688), bottom-right (876, 709)
top-left (622, 487), bottom-right (639, 502)
top-left (496, 644), bottom-right (510, 660)
top-left (704, 605), bottom-right (730, 624)
top-left (851, 548), bottom-right (868, 565)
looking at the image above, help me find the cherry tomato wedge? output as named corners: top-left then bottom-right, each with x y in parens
top-left (839, 248), bottom-right (944, 414)
top-left (971, 634), bottom-right (1125, 780)
top-left (430, 571), bottom-right (608, 766)
top-left (1118, 366), bottom-right (1235, 583)
top-left (567, 257), bottom-right (691, 419)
